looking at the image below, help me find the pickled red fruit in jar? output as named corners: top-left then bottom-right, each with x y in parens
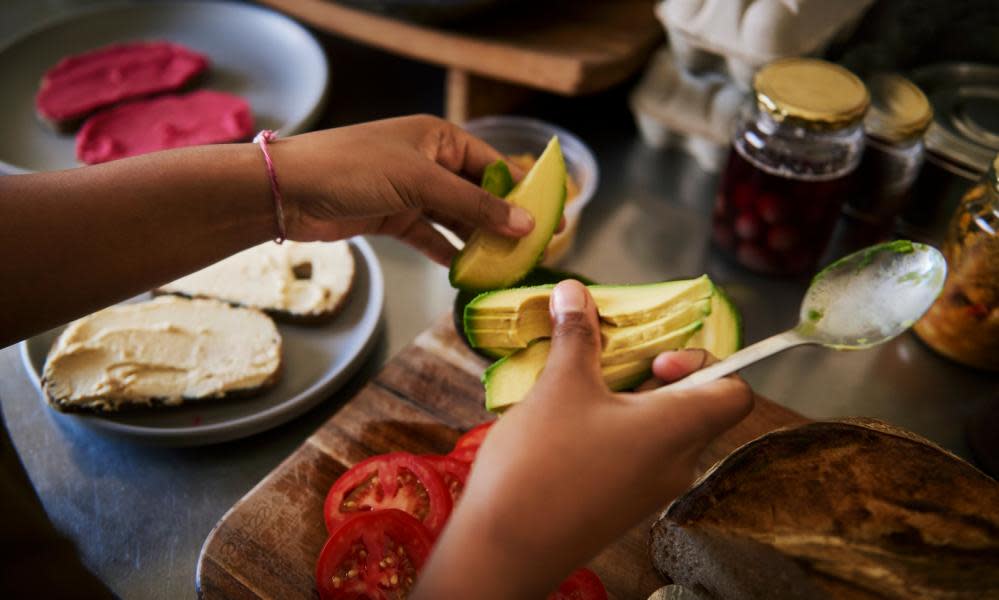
top-left (713, 147), bottom-right (855, 276)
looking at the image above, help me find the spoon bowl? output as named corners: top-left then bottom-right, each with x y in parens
top-left (665, 241), bottom-right (947, 391)
top-left (799, 240), bottom-right (947, 349)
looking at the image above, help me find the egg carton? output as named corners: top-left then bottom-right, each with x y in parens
top-left (657, 0), bottom-right (874, 89)
top-left (630, 47), bottom-right (744, 172)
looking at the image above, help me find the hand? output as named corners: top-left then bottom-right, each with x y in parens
top-left (413, 280), bottom-right (754, 599)
top-left (268, 115), bottom-right (533, 265)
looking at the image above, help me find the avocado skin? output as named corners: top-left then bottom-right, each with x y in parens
top-left (453, 267), bottom-right (596, 359)
top-left (480, 159), bottom-right (514, 198)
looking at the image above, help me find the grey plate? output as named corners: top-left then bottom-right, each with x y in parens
top-left (0, 1), bottom-right (329, 173)
top-left (19, 237), bottom-right (384, 446)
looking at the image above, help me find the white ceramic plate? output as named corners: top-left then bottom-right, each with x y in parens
top-left (0, 1), bottom-right (328, 174)
top-left (20, 238), bottom-right (384, 446)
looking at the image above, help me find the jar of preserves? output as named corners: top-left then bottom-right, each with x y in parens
top-left (844, 73), bottom-right (932, 239)
top-left (713, 58), bottom-right (868, 276)
top-left (913, 154), bottom-right (999, 371)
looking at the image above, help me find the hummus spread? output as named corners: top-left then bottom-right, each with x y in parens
top-left (159, 240), bottom-right (355, 319)
top-left (43, 296), bottom-right (281, 412)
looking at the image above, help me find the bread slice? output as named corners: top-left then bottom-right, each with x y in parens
top-left (36, 41), bottom-right (209, 132)
top-left (157, 240), bottom-right (356, 323)
top-left (42, 296), bottom-right (282, 413)
top-left (650, 419), bottom-right (999, 600)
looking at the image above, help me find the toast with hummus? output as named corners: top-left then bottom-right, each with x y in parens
top-left (43, 296), bottom-right (282, 413)
top-left (157, 240), bottom-right (355, 323)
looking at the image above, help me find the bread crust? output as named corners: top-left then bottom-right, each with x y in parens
top-left (43, 360), bottom-right (283, 414)
top-left (650, 419), bottom-right (999, 600)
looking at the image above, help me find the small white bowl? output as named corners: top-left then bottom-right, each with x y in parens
top-left (464, 115), bottom-right (599, 264)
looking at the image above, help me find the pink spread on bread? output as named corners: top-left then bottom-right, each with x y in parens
top-left (36, 42), bottom-right (209, 124)
top-left (76, 90), bottom-right (254, 164)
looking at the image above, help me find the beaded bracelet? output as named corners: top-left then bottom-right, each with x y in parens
top-left (253, 129), bottom-right (287, 244)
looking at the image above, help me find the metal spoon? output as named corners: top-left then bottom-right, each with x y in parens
top-left (666, 241), bottom-right (947, 391)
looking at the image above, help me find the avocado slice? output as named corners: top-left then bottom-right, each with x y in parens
top-left (600, 321), bottom-right (702, 366)
top-left (484, 341), bottom-right (657, 412)
top-left (449, 136), bottom-right (567, 292)
top-left (484, 339), bottom-right (550, 412)
top-left (452, 266), bottom-right (596, 360)
top-left (683, 284), bottom-right (742, 359)
top-left (467, 300), bottom-right (707, 356)
top-left (465, 276), bottom-right (713, 331)
top-left (479, 278), bottom-right (743, 412)
top-left (484, 342), bottom-right (716, 412)
top-left (464, 276), bottom-right (713, 350)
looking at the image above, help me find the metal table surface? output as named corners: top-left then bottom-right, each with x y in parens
top-left (2, 3), bottom-right (997, 599)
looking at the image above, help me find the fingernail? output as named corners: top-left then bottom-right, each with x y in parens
top-left (552, 281), bottom-right (586, 315)
top-left (508, 207), bottom-right (534, 234)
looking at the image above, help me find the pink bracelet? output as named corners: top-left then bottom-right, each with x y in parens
top-left (253, 129), bottom-right (287, 244)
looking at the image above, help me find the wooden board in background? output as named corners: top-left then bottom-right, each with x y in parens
top-left (197, 315), bottom-right (806, 599)
top-left (256, 0), bottom-right (664, 121)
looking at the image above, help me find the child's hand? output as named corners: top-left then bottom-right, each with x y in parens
top-left (414, 280), bottom-right (754, 599)
top-left (270, 115), bottom-right (533, 265)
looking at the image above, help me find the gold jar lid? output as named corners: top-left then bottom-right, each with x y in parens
top-left (865, 73), bottom-right (933, 142)
top-left (754, 58), bottom-right (870, 130)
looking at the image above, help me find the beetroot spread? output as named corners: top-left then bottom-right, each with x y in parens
top-left (76, 90), bottom-right (253, 164)
top-left (36, 41), bottom-right (209, 122)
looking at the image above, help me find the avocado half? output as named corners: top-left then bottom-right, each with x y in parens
top-left (449, 136), bottom-right (567, 292)
top-left (452, 266), bottom-right (596, 359)
top-left (473, 277), bottom-right (743, 412)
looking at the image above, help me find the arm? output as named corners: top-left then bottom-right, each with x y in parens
top-left (0, 115), bottom-right (532, 346)
top-left (413, 281), bottom-right (754, 598)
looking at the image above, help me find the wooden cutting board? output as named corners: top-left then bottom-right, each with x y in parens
top-left (256, 0), bottom-right (664, 122)
top-left (196, 315), bottom-right (807, 599)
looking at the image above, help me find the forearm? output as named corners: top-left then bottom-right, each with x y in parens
top-left (413, 478), bottom-right (584, 600)
top-left (0, 143), bottom-right (275, 346)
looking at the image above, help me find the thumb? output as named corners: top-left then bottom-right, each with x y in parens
top-left (543, 280), bottom-right (603, 386)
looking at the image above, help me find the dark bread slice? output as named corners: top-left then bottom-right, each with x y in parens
top-left (650, 419), bottom-right (999, 600)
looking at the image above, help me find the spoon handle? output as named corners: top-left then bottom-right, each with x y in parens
top-left (664, 330), bottom-right (808, 391)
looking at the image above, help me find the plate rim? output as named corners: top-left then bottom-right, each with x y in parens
top-left (0, 0), bottom-right (330, 174)
top-left (18, 236), bottom-right (385, 445)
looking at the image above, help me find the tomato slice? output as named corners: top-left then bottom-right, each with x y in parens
top-left (420, 455), bottom-right (470, 504)
top-left (448, 421), bottom-right (495, 464)
top-left (548, 568), bottom-right (608, 600)
top-left (316, 509), bottom-right (433, 600)
top-left (324, 453), bottom-right (452, 537)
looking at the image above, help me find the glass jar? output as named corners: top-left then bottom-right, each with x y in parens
top-left (913, 154), bottom-right (999, 371)
top-left (844, 74), bottom-right (932, 241)
top-left (712, 58), bottom-right (868, 276)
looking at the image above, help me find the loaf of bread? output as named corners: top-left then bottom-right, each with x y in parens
top-left (650, 419), bottom-right (999, 600)
top-left (43, 296), bottom-right (282, 413)
top-left (157, 240), bottom-right (355, 323)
